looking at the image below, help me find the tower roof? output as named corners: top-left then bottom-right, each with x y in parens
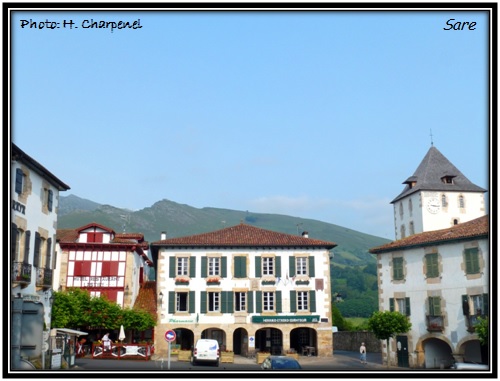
top-left (391, 146), bottom-right (486, 203)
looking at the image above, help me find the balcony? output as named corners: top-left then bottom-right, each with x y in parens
top-left (466, 314), bottom-right (486, 333)
top-left (426, 315), bottom-right (444, 332)
top-left (12, 261), bottom-right (32, 285)
top-left (36, 267), bottom-right (53, 288)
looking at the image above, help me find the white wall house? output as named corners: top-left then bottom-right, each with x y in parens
top-left (10, 143), bottom-right (70, 369)
top-left (150, 224), bottom-right (336, 358)
top-left (370, 146), bottom-right (489, 369)
top-left (370, 216), bottom-right (489, 369)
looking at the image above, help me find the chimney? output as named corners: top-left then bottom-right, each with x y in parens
top-left (301, 231), bottom-right (309, 238)
top-left (160, 231), bottom-right (167, 240)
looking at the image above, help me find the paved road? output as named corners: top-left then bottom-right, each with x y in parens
top-left (65, 350), bottom-right (398, 373)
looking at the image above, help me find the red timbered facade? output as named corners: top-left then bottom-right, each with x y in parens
top-left (56, 223), bottom-right (153, 308)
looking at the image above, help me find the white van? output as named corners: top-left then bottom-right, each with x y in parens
top-left (191, 339), bottom-right (220, 366)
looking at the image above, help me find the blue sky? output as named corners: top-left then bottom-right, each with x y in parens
top-left (10, 7), bottom-right (491, 239)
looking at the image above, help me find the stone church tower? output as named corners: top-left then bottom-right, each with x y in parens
top-left (391, 146), bottom-right (487, 240)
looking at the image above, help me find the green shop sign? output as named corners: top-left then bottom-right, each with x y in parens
top-left (252, 315), bottom-right (320, 324)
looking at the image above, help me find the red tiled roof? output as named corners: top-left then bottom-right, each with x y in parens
top-left (56, 228), bottom-right (79, 242)
top-left (370, 215), bottom-right (489, 254)
top-left (133, 281), bottom-right (157, 316)
top-left (151, 223), bottom-right (337, 249)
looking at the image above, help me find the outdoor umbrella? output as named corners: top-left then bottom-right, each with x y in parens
top-left (119, 325), bottom-right (126, 342)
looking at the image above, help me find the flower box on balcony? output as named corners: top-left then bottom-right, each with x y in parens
top-left (221, 351), bottom-right (234, 363)
top-left (206, 277), bottom-right (221, 285)
top-left (174, 277), bottom-right (190, 285)
top-left (261, 280), bottom-right (276, 286)
top-left (295, 280), bottom-right (309, 285)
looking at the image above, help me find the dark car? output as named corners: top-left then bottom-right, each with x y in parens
top-left (261, 355), bottom-right (302, 370)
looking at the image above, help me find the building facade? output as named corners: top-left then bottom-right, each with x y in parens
top-left (10, 143), bottom-right (70, 369)
top-left (56, 222), bottom-right (153, 309)
top-left (370, 146), bottom-right (489, 369)
top-left (151, 224), bottom-right (336, 358)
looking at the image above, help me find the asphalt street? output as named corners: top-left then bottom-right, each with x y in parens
top-left (60, 350), bottom-right (400, 374)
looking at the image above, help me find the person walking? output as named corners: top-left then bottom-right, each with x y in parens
top-left (360, 342), bottom-right (367, 364)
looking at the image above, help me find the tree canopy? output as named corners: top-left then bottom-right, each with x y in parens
top-left (50, 288), bottom-right (156, 331)
top-left (367, 311), bottom-right (412, 341)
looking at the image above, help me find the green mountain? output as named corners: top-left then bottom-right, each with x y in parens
top-left (57, 195), bottom-right (390, 268)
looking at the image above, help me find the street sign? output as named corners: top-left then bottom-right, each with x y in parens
top-left (164, 330), bottom-right (176, 342)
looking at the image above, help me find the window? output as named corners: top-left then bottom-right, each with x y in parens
top-left (208, 292), bottom-right (220, 312)
top-left (393, 257), bottom-right (404, 280)
top-left (296, 257), bottom-right (307, 275)
top-left (409, 221), bottom-right (414, 236)
top-left (464, 248), bottom-right (480, 274)
top-left (425, 253), bottom-right (439, 278)
top-left (428, 296), bottom-right (441, 316)
top-left (15, 168), bottom-right (24, 194)
top-left (463, 294), bottom-right (488, 316)
top-left (177, 257), bottom-right (189, 276)
top-left (234, 256), bottom-right (247, 278)
top-left (11, 224), bottom-right (21, 260)
top-left (33, 232), bottom-right (42, 268)
top-left (408, 199), bottom-right (413, 214)
top-left (177, 292), bottom-right (189, 312)
top-left (235, 292), bottom-right (246, 312)
top-left (263, 257), bottom-right (274, 276)
top-left (297, 291), bottom-right (308, 311)
top-left (390, 297), bottom-right (411, 316)
top-left (47, 189), bottom-right (53, 212)
top-left (458, 195), bottom-right (465, 208)
top-left (441, 194), bottom-right (448, 207)
top-left (400, 225), bottom-right (406, 239)
top-left (399, 202), bottom-right (403, 217)
top-left (208, 257), bottom-right (220, 276)
top-left (263, 291), bottom-right (274, 311)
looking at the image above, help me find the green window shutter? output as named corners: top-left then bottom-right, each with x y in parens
top-left (255, 257), bottom-right (262, 278)
top-left (11, 223), bottom-right (18, 258)
top-left (289, 256), bottom-right (296, 277)
top-left (308, 256), bottom-right (315, 277)
top-left (275, 256), bottom-right (281, 277)
top-left (389, 298), bottom-right (395, 312)
top-left (24, 231), bottom-right (31, 261)
top-left (169, 257), bottom-right (176, 278)
top-left (201, 257), bottom-right (207, 278)
top-left (426, 254), bottom-right (439, 278)
top-left (234, 256), bottom-right (247, 278)
top-left (221, 256), bottom-right (227, 278)
top-left (309, 290), bottom-right (316, 312)
top-left (200, 291), bottom-right (207, 313)
top-left (290, 291), bottom-right (297, 313)
top-left (222, 291), bottom-right (233, 313)
top-left (256, 291), bottom-right (262, 313)
top-left (405, 297), bottom-right (411, 316)
top-left (393, 257), bottom-right (403, 280)
top-left (276, 291), bottom-right (282, 313)
top-left (189, 256), bottom-right (196, 277)
top-left (34, 232), bottom-right (41, 268)
top-left (462, 295), bottom-right (470, 315)
top-left (168, 291), bottom-right (175, 313)
top-left (189, 291), bottom-right (196, 313)
top-left (482, 294), bottom-right (489, 315)
top-left (429, 297), bottom-right (441, 316)
top-left (465, 248), bottom-right (480, 274)
top-left (247, 291), bottom-right (254, 313)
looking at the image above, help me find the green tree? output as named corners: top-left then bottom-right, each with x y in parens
top-left (367, 311), bottom-right (412, 367)
top-left (475, 316), bottom-right (488, 346)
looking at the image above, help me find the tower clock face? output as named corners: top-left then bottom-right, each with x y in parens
top-left (426, 197), bottom-right (441, 214)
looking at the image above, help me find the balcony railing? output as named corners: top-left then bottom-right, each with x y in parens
top-left (426, 315), bottom-right (444, 332)
top-left (36, 267), bottom-right (53, 288)
top-left (12, 261), bottom-right (32, 284)
top-left (466, 314), bottom-right (486, 332)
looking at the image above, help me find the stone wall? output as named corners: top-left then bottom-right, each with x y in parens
top-left (333, 331), bottom-right (381, 353)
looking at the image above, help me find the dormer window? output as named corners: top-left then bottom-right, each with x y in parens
top-left (441, 175), bottom-right (456, 184)
top-left (403, 176), bottom-right (418, 189)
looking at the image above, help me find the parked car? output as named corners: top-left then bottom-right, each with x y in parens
top-left (451, 362), bottom-right (489, 370)
top-left (261, 355), bottom-right (302, 370)
top-left (191, 339), bottom-right (220, 366)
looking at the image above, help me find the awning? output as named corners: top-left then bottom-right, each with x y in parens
top-left (52, 328), bottom-right (88, 337)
